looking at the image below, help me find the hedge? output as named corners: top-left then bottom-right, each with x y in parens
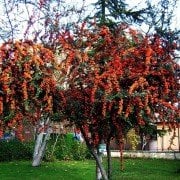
top-left (0, 134), bottom-right (91, 162)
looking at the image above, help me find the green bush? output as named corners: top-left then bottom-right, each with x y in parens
top-left (0, 134), bottom-right (92, 162)
top-left (0, 139), bottom-right (34, 162)
top-left (44, 133), bottom-right (92, 161)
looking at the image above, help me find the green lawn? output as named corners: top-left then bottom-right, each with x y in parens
top-left (0, 158), bottom-right (179, 180)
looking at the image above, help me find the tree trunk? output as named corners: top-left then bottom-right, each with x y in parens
top-left (106, 140), bottom-right (112, 179)
top-left (101, 0), bottom-right (106, 23)
top-left (96, 150), bottom-right (103, 180)
top-left (51, 134), bottom-right (59, 157)
top-left (119, 141), bottom-right (124, 171)
top-left (79, 127), bottom-right (108, 180)
top-left (141, 133), bottom-right (147, 150)
top-left (91, 148), bottom-right (108, 180)
top-left (32, 117), bottom-right (52, 167)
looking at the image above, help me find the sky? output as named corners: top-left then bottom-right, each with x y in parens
top-left (0, 0), bottom-right (179, 41)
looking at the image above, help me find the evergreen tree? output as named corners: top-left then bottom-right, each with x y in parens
top-left (89, 0), bottom-right (147, 27)
top-left (88, 0), bottom-right (179, 36)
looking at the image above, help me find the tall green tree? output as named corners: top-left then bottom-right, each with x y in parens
top-left (145, 0), bottom-right (180, 58)
top-left (89, 0), bottom-right (179, 36)
top-left (89, 0), bottom-right (148, 27)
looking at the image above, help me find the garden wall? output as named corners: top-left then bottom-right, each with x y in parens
top-left (106, 151), bottom-right (180, 160)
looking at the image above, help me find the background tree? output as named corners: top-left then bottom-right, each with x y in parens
top-left (90, 0), bottom-right (178, 31)
top-left (145, 0), bottom-right (180, 60)
top-left (0, 0), bottom-right (86, 45)
top-left (145, 0), bottom-right (179, 33)
top-left (90, 0), bottom-right (147, 26)
top-left (0, 40), bottom-right (59, 166)
top-left (88, 0), bottom-right (179, 40)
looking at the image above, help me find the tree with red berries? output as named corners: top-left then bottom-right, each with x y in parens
top-left (0, 1), bottom-right (179, 178)
top-left (56, 23), bottom-right (179, 179)
top-left (0, 40), bottom-right (59, 166)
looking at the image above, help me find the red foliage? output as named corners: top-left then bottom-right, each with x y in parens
top-left (57, 24), bottom-right (179, 148)
top-left (0, 24), bottom-right (179, 147)
top-left (0, 40), bottom-right (58, 140)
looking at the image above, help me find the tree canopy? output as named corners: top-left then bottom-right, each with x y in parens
top-left (0, 40), bottom-right (58, 140)
top-left (56, 23), bottom-right (179, 148)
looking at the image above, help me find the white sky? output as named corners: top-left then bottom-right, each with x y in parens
top-left (0, 0), bottom-right (179, 41)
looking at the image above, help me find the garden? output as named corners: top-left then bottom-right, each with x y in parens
top-left (0, 135), bottom-right (179, 180)
top-left (0, 0), bottom-right (180, 180)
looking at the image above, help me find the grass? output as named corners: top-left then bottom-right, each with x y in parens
top-left (111, 158), bottom-right (180, 180)
top-left (0, 158), bottom-right (179, 180)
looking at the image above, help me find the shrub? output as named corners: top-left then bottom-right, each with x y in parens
top-left (0, 139), bottom-right (34, 162)
top-left (0, 134), bottom-right (92, 162)
top-left (44, 133), bottom-right (92, 161)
